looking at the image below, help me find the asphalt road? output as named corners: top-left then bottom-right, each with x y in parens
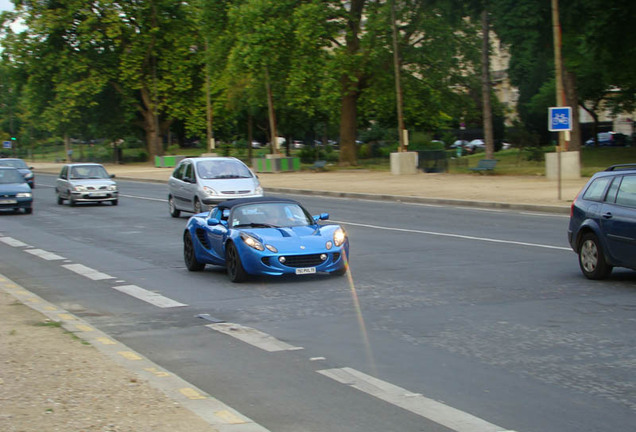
top-left (1, 175), bottom-right (635, 432)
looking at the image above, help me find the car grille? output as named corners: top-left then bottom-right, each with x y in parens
top-left (263, 253), bottom-right (331, 268)
top-left (85, 185), bottom-right (109, 191)
top-left (220, 190), bottom-right (252, 195)
top-left (0, 193), bottom-right (16, 198)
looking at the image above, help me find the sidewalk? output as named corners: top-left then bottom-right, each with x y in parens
top-left (31, 162), bottom-right (589, 213)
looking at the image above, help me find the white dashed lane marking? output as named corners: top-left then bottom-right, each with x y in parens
top-left (112, 285), bottom-right (187, 308)
top-left (207, 323), bottom-right (303, 352)
top-left (318, 367), bottom-right (516, 432)
top-left (62, 263), bottom-right (115, 280)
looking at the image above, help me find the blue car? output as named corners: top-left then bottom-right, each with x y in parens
top-left (0, 167), bottom-right (33, 214)
top-left (568, 164), bottom-right (636, 279)
top-left (183, 197), bottom-right (350, 282)
top-left (0, 158), bottom-right (35, 188)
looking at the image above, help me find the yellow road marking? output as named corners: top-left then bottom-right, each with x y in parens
top-left (144, 367), bottom-right (171, 377)
top-left (57, 313), bottom-right (76, 321)
top-left (97, 337), bottom-right (117, 345)
top-left (179, 388), bottom-right (207, 400)
top-left (118, 351), bottom-right (142, 361)
top-left (214, 410), bottom-right (247, 424)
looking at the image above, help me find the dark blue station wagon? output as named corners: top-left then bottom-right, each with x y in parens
top-left (568, 164), bottom-right (636, 279)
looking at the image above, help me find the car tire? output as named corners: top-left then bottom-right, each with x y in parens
top-left (193, 198), bottom-right (202, 214)
top-left (57, 194), bottom-right (64, 205)
top-left (24, 207), bottom-right (32, 215)
top-left (169, 196), bottom-right (180, 218)
top-left (184, 232), bottom-right (205, 271)
top-left (69, 196), bottom-right (76, 207)
top-left (111, 199), bottom-right (118, 206)
top-left (578, 232), bottom-right (612, 280)
top-left (226, 242), bottom-right (247, 283)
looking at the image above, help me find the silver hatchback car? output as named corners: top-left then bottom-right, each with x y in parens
top-left (168, 157), bottom-right (263, 217)
top-left (55, 163), bottom-right (119, 206)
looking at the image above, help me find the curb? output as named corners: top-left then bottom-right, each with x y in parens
top-left (0, 273), bottom-right (271, 432)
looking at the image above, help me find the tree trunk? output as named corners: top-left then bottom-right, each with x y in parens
top-left (140, 87), bottom-right (162, 160)
top-left (339, 88), bottom-right (359, 166)
top-left (563, 69), bottom-right (581, 151)
top-left (337, 0), bottom-right (366, 166)
top-left (265, 68), bottom-right (279, 155)
top-left (481, 10), bottom-right (494, 160)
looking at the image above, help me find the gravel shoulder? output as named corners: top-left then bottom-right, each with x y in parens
top-left (0, 290), bottom-right (218, 432)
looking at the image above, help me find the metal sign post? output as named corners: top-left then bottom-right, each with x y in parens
top-left (549, 107), bottom-right (572, 200)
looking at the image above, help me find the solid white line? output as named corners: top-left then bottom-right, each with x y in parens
top-left (112, 285), bottom-right (187, 308)
top-left (62, 263), bottom-right (115, 280)
top-left (25, 248), bottom-right (66, 261)
top-left (318, 367), bottom-right (516, 432)
top-left (0, 236), bottom-right (29, 247)
top-left (120, 194), bottom-right (166, 202)
top-left (207, 323), bottom-right (303, 352)
top-left (334, 221), bottom-right (570, 251)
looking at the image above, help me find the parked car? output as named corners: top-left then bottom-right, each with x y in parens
top-left (568, 164), bottom-right (636, 279)
top-left (55, 163), bottom-right (119, 206)
top-left (584, 132), bottom-right (627, 147)
top-left (168, 157), bottom-right (263, 217)
top-left (0, 158), bottom-right (34, 188)
top-left (183, 197), bottom-right (349, 282)
top-left (0, 167), bottom-right (33, 214)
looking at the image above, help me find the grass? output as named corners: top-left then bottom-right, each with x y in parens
top-left (18, 143), bottom-right (636, 178)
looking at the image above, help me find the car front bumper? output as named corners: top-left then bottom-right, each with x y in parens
top-left (71, 191), bottom-right (119, 202)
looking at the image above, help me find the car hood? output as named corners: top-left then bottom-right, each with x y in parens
top-left (240, 225), bottom-right (340, 252)
top-left (69, 179), bottom-right (116, 187)
top-left (199, 177), bottom-right (259, 191)
top-left (0, 182), bottom-right (31, 194)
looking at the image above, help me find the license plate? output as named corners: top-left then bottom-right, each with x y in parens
top-left (295, 267), bottom-right (316, 275)
top-left (0, 199), bottom-right (17, 204)
top-left (90, 194), bottom-right (106, 198)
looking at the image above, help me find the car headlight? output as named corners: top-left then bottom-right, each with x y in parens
top-left (108, 185), bottom-right (118, 191)
top-left (255, 185), bottom-right (263, 195)
top-left (73, 185), bottom-right (87, 192)
top-left (16, 192), bottom-right (32, 198)
top-left (333, 228), bottom-right (346, 247)
top-left (24, 173), bottom-right (34, 179)
top-left (203, 186), bottom-right (218, 196)
top-left (240, 233), bottom-right (264, 251)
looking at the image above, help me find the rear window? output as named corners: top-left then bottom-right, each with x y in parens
top-left (582, 177), bottom-right (612, 201)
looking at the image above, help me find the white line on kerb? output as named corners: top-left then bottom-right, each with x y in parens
top-left (62, 263), bottom-right (114, 280)
top-left (335, 220), bottom-right (570, 251)
top-left (112, 285), bottom-right (187, 308)
top-left (318, 367), bottom-right (516, 432)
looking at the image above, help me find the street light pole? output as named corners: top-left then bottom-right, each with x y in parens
top-left (552, 0), bottom-right (565, 199)
top-left (391, 0), bottom-right (406, 152)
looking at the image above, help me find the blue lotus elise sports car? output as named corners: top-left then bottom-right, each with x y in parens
top-left (183, 197), bottom-right (350, 282)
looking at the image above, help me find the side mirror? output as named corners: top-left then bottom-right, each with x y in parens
top-left (110, 174), bottom-right (116, 178)
top-left (313, 213), bottom-right (330, 222)
top-left (207, 217), bottom-right (221, 226)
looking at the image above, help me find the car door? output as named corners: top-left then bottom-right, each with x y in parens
top-left (600, 174), bottom-right (636, 268)
top-left (56, 166), bottom-right (70, 198)
top-left (169, 161), bottom-right (191, 210)
top-left (205, 207), bottom-right (229, 262)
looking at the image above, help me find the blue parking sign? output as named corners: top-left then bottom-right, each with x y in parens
top-left (549, 107), bottom-right (572, 131)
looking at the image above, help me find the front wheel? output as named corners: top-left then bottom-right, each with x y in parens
top-left (578, 233), bottom-right (612, 280)
top-left (111, 199), bottom-right (118, 206)
top-left (184, 232), bottom-right (205, 271)
top-left (226, 242), bottom-right (247, 283)
top-left (193, 198), bottom-right (203, 214)
top-left (57, 192), bottom-right (64, 205)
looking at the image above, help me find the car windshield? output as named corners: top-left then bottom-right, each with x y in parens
top-left (0, 159), bottom-right (28, 169)
top-left (0, 169), bottom-right (26, 184)
top-left (70, 165), bottom-right (109, 179)
top-left (230, 202), bottom-right (313, 228)
top-left (196, 160), bottom-right (252, 180)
